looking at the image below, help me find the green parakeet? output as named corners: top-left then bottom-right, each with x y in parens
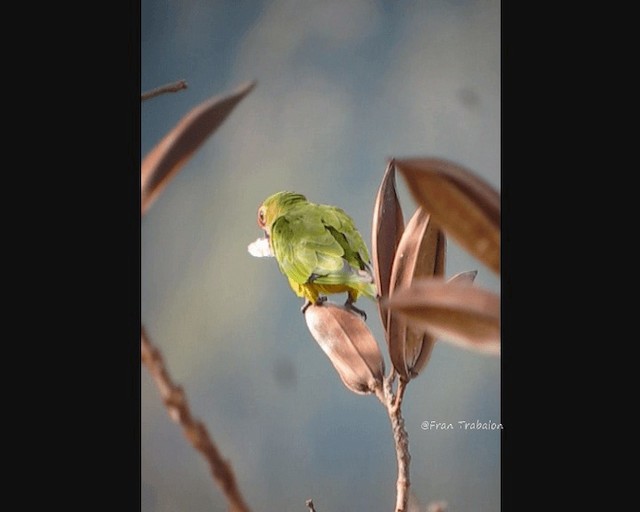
top-left (248, 191), bottom-right (378, 318)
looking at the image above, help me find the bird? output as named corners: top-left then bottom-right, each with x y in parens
top-left (248, 191), bottom-right (377, 318)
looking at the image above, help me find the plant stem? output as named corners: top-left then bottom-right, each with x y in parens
top-left (376, 373), bottom-right (411, 512)
top-left (141, 326), bottom-right (252, 512)
top-left (141, 80), bottom-right (188, 101)
top-left (391, 378), bottom-right (410, 512)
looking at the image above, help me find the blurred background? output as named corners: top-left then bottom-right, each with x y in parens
top-left (141, 0), bottom-right (500, 510)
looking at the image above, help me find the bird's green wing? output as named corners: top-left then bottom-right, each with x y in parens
top-left (308, 205), bottom-right (375, 296)
top-left (318, 205), bottom-right (372, 270)
top-left (270, 209), bottom-right (345, 285)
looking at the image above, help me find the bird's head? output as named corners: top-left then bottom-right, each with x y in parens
top-left (248, 191), bottom-right (307, 258)
top-left (257, 191), bottom-right (307, 237)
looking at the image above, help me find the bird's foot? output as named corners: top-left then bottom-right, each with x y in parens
top-left (344, 300), bottom-right (367, 321)
top-left (301, 296), bottom-right (327, 314)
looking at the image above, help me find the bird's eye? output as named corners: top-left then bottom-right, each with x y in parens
top-left (257, 208), bottom-right (266, 227)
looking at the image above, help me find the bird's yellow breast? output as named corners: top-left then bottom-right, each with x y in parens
top-left (287, 278), bottom-right (359, 303)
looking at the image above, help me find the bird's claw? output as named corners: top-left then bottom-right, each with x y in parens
top-left (345, 301), bottom-right (367, 321)
top-left (301, 296), bottom-right (328, 314)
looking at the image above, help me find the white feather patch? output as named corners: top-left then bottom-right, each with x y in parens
top-left (248, 237), bottom-right (273, 258)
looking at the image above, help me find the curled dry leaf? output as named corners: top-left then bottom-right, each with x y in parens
top-left (305, 303), bottom-right (385, 395)
top-left (386, 207), bottom-right (446, 379)
top-left (371, 159), bottom-right (405, 331)
top-left (141, 80), bottom-right (257, 215)
top-left (395, 158), bottom-right (500, 275)
top-left (386, 277), bottom-right (500, 356)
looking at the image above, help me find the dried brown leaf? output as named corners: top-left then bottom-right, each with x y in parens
top-left (141, 80), bottom-right (257, 215)
top-left (371, 159), bottom-right (405, 331)
top-left (386, 278), bottom-right (500, 356)
top-left (386, 208), bottom-right (446, 379)
top-left (395, 158), bottom-right (500, 275)
top-left (305, 303), bottom-right (385, 394)
top-left (447, 269), bottom-right (478, 284)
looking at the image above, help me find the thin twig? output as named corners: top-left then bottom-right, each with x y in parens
top-left (305, 499), bottom-right (318, 512)
top-left (141, 80), bottom-right (188, 101)
top-left (376, 374), bottom-right (411, 512)
top-left (141, 326), bottom-right (252, 512)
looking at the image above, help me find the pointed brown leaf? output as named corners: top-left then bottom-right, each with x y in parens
top-left (371, 159), bottom-right (405, 331)
top-left (395, 158), bottom-right (500, 274)
top-left (386, 278), bottom-right (500, 356)
top-left (305, 303), bottom-right (385, 395)
top-left (448, 269), bottom-right (478, 284)
top-left (385, 208), bottom-right (446, 378)
top-left (141, 80), bottom-right (257, 215)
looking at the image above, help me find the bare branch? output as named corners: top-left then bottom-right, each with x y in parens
top-left (141, 80), bottom-right (188, 101)
top-left (376, 374), bottom-right (411, 512)
top-left (141, 327), bottom-right (252, 512)
top-left (305, 499), bottom-right (318, 512)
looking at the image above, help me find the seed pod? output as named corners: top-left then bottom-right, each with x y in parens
top-left (305, 303), bottom-right (385, 395)
top-left (386, 207), bottom-right (446, 379)
top-left (396, 158), bottom-right (500, 275)
top-left (371, 159), bottom-right (405, 331)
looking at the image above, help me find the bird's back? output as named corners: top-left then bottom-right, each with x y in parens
top-left (275, 201), bottom-right (377, 300)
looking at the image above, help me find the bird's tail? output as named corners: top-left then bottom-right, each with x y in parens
top-left (353, 267), bottom-right (378, 301)
top-left (312, 261), bottom-right (378, 301)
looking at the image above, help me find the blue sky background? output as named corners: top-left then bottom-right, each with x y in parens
top-left (141, 1), bottom-right (501, 510)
